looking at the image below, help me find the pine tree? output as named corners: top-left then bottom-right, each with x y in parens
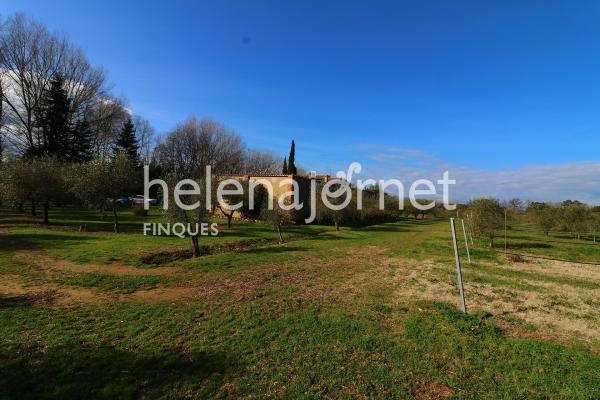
top-left (35, 75), bottom-right (72, 160)
top-left (70, 118), bottom-right (93, 162)
top-left (282, 156), bottom-right (288, 174)
top-left (287, 140), bottom-right (297, 175)
top-left (115, 118), bottom-right (140, 164)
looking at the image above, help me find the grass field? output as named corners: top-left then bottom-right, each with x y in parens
top-left (1, 207), bottom-right (599, 399)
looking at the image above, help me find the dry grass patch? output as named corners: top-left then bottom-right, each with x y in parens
top-left (380, 256), bottom-right (600, 345)
top-left (413, 382), bottom-right (454, 400)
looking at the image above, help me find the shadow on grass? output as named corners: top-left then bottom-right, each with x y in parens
top-left (505, 242), bottom-right (553, 250)
top-left (304, 232), bottom-right (349, 241)
top-left (358, 223), bottom-right (418, 233)
top-left (239, 245), bottom-right (309, 255)
top-left (0, 292), bottom-right (58, 307)
top-left (2, 232), bottom-right (97, 252)
top-left (0, 344), bottom-right (234, 399)
top-left (0, 207), bottom-right (153, 234)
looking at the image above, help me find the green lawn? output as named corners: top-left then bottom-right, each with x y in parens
top-left (1, 207), bottom-right (599, 399)
top-left (493, 223), bottom-right (600, 264)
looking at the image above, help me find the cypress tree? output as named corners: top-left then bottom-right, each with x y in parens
top-left (282, 156), bottom-right (288, 174)
top-left (287, 140), bottom-right (297, 175)
top-left (115, 118), bottom-right (140, 164)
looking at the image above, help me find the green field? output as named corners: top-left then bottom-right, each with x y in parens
top-left (1, 208), bottom-right (599, 399)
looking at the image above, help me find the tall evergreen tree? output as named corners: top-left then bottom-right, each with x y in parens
top-left (287, 140), bottom-right (297, 175)
top-left (34, 75), bottom-right (71, 160)
top-left (282, 156), bottom-right (288, 174)
top-left (70, 118), bottom-right (94, 162)
top-left (115, 118), bottom-right (140, 164)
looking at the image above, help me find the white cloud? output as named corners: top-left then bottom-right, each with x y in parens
top-left (344, 144), bottom-right (600, 205)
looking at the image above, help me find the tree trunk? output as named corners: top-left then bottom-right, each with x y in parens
top-left (335, 221), bottom-right (339, 231)
top-left (17, 203), bottom-right (23, 213)
top-left (31, 200), bottom-right (36, 217)
top-left (226, 213), bottom-right (232, 228)
top-left (43, 202), bottom-right (49, 224)
top-left (112, 200), bottom-right (119, 233)
top-left (191, 235), bottom-right (201, 257)
top-left (276, 224), bottom-right (283, 243)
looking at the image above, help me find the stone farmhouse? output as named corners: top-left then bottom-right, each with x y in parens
top-left (215, 173), bottom-right (334, 223)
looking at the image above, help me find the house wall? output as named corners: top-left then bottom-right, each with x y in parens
top-left (214, 175), bottom-right (316, 223)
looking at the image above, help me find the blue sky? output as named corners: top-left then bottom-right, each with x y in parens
top-left (2, 0), bottom-right (599, 202)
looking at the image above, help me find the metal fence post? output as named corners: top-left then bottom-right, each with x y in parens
top-left (467, 213), bottom-right (474, 245)
top-left (450, 218), bottom-right (467, 314)
top-left (461, 219), bottom-right (471, 263)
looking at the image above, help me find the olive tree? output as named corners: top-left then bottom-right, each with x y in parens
top-left (560, 201), bottom-right (589, 239)
top-left (29, 157), bottom-right (66, 224)
top-left (316, 182), bottom-right (352, 231)
top-left (214, 177), bottom-right (244, 228)
top-left (528, 202), bottom-right (557, 236)
top-left (0, 156), bottom-right (36, 213)
top-left (70, 152), bottom-right (136, 232)
top-left (468, 198), bottom-right (504, 247)
top-left (163, 173), bottom-right (211, 257)
top-left (261, 197), bottom-right (293, 243)
top-left (0, 156), bottom-right (65, 222)
top-left (588, 212), bottom-right (600, 243)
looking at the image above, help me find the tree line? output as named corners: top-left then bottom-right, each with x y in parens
top-left (464, 198), bottom-right (600, 248)
top-left (0, 13), bottom-right (285, 234)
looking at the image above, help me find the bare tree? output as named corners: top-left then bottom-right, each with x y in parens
top-left (85, 96), bottom-right (129, 159)
top-left (155, 117), bottom-right (245, 176)
top-left (508, 198), bottom-right (523, 210)
top-left (0, 13), bottom-right (106, 154)
top-left (0, 67), bottom-right (4, 158)
top-left (243, 150), bottom-right (282, 175)
top-left (59, 46), bottom-right (106, 122)
top-left (0, 66), bottom-right (4, 138)
top-left (133, 115), bottom-right (155, 165)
